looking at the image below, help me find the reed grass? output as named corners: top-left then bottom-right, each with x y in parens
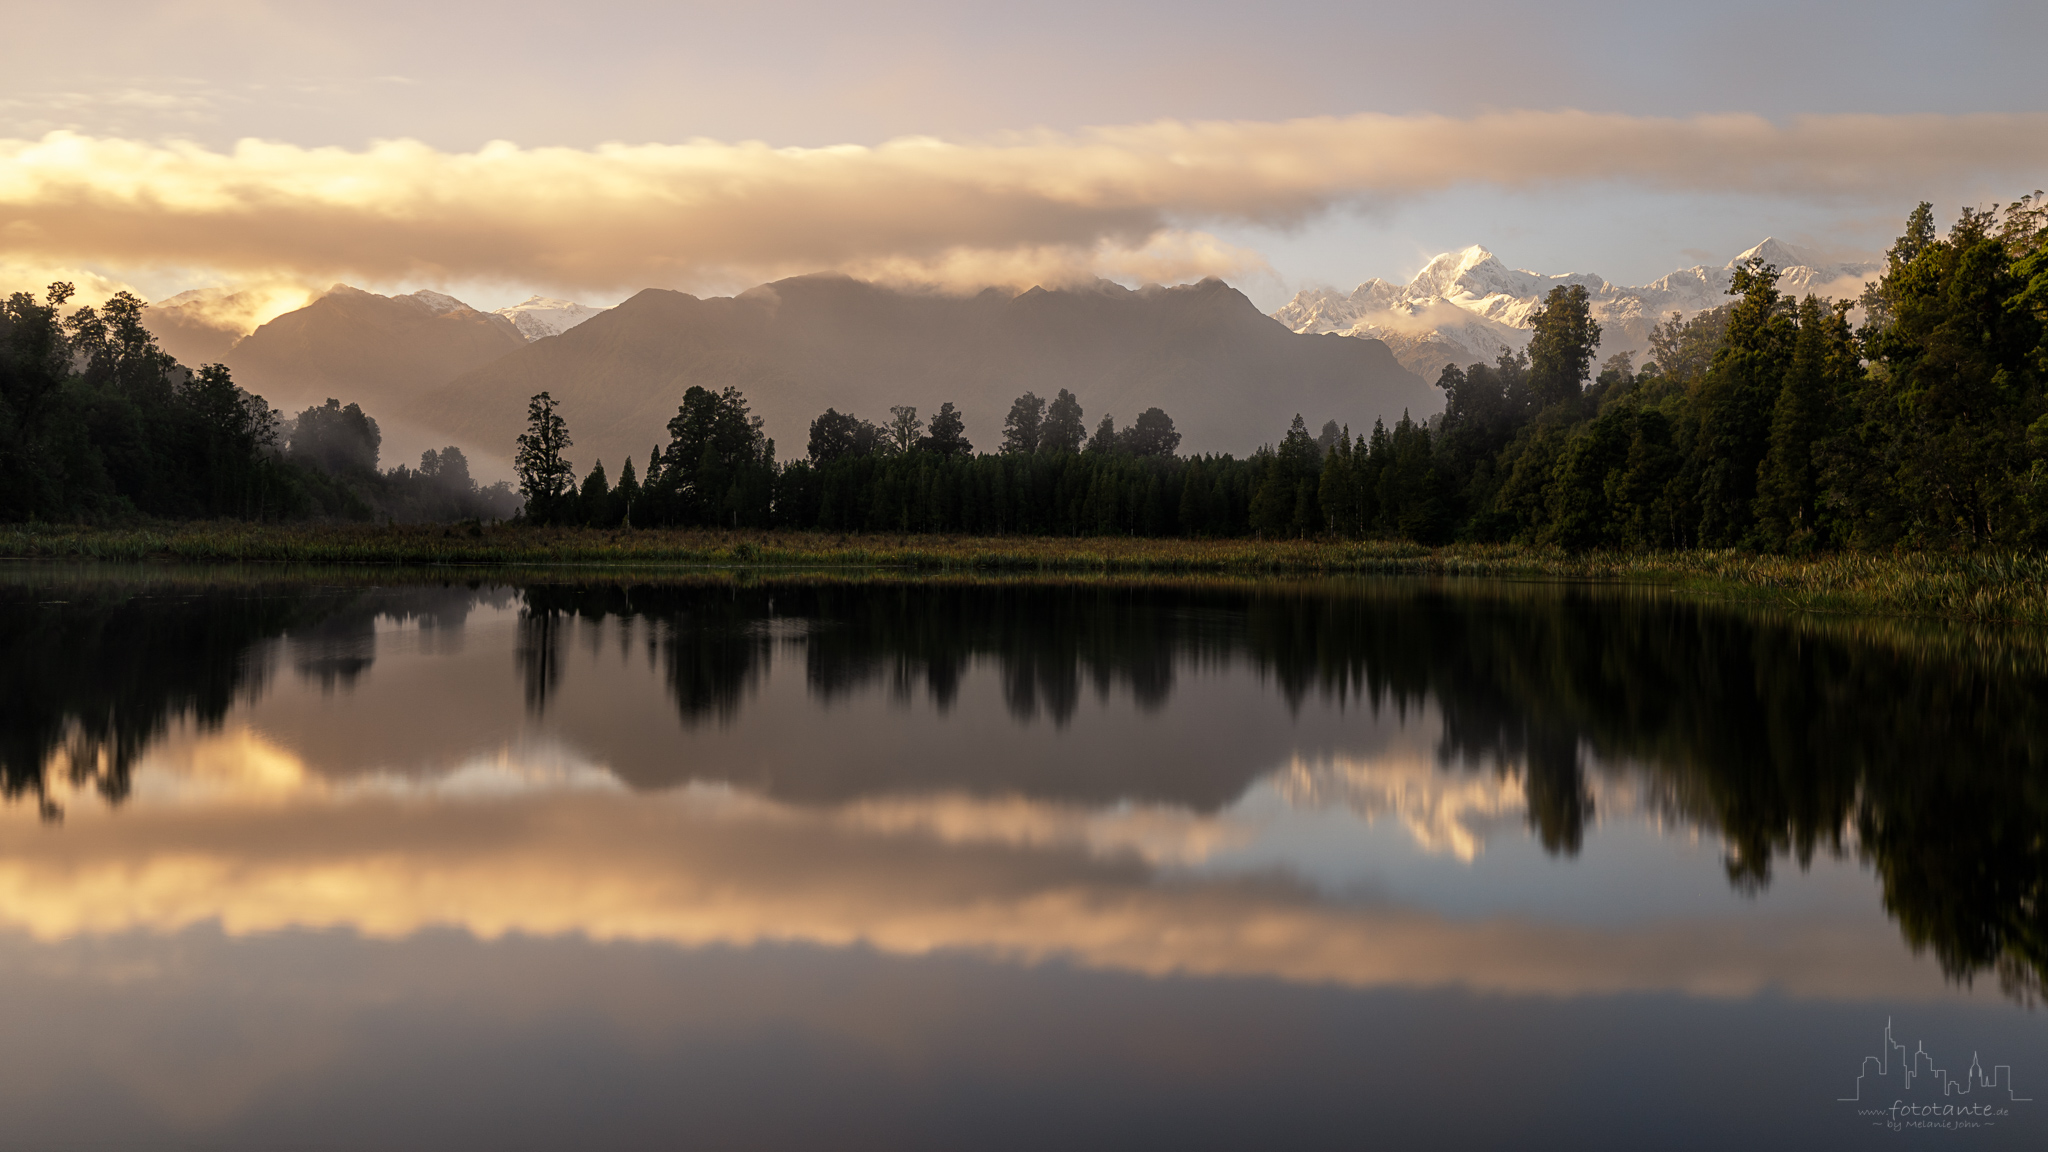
top-left (5, 522), bottom-right (2047, 624)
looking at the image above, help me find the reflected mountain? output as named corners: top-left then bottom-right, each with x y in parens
top-left (3, 569), bottom-right (2045, 996)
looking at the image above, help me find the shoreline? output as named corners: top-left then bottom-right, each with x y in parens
top-left (5, 522), bottom-right (2046, 625)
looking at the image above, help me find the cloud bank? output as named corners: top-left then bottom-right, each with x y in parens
top-left (3, 111), bottom-right (2045, 297)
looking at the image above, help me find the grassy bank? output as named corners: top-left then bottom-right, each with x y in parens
top-left (5, 521), bottom-right (2047, 624)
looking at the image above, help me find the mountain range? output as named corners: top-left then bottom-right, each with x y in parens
top-left (415, 275), bottom-right (1433, 479)
top-left (132, 238), bottom-right (1875, 482)
top-left (142, 276), bottom-right (1432, 479)
top-left (1272, 239), bottom-right (1880, 376)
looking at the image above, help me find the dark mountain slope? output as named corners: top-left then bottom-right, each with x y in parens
top-left (415, 275), bottom-right (1438, 473)
top-left (224, 287), bottom-right (527, 419)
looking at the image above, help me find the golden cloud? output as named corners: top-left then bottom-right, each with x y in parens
top-left (0, 727), bottom-right (1956, 1002)
top-left (2, 111), bottom-right (2044, 294)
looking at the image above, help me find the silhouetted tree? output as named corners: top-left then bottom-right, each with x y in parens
top-left (920, 401), bottom-right (972, 458)
top-left (290, 399), bottom-right (381, 476)
top-left (808, 407), bottom-right (883, 464)
top-left (1121, 407), bottom-right (1182, 457)
top-left (886, 405), bottom-right (923, 455)
top-left (578, 460), bottom-right (612, 526)
top-left (514, 390), bottom-right (574, 523)
top-left (1251, 414), bottom-right (1322, 537)
top-left (1041, 389), bottom-right (1085, 453)
top-left (656, 385), bottom-right (771, 527)
top-left (1002, 391), bottom-right (1045, 454)
top-left (1086, 413), bottom-right (1118, 454)
top-left (613, 456), bottom-right (641, 526)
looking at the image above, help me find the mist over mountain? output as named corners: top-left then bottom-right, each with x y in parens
top-left (412, 274), bottom-right (1434, 477)
top-left (1275, 239), bottom-right (1881, 376)
top-left (222, 287), bottom-right (527, 418)
top-left (146, 288), bottom-right (275, 368)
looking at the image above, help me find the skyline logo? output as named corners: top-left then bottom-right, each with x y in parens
top-left (1840, 1018), bottom-right (2030, 1133)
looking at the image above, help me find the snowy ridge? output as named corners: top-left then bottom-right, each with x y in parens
top-left (399, 290), bottom-right (475, 316)
top-left (1274, 239), bottom-right (1881, 375)
top-left (491, 296), bottom-right (609, 340)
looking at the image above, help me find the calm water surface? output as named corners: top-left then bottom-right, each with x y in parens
top-left (2, 566), bottom-right (2043, 1149)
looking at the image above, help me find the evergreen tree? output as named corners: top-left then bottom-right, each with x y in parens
top-left (1692, 258), bottom-right (1794, 545)
top-left (289, 399), bottom-right (381, 476)
top-left (1086, 414), bottom-right (1118, 454)
top-left (1647, 306), bottom-right (1730, 391)
top-left (1251, 415), bottom-right (1321, 537)
top-left (514, 391), bottom-right (575, 524)
top-left (808, 408), bottom-right (881, 464)
top-left (577, 460), bottom-right (612, 527)
top-left (1359, 418), bottom-right (1392, 533)
top-left (885, 405), bottom-right (923, 455)
top-left (1121, 407), bottom-right (1181, 457)
top-left (663, 385), bottom-right (769, 527)
top-left (921, 401), bottom-right (972, 459)
top-left (614, 456), bottom-right (640, 527)
top-left (1860, 207), bottom-right (2042, 546)
top-left (1317, 427), bottom-right (1360, 535)
top-left (1040, 389), bottom-right (1085, 453)
top-left (1001, 392), bottom-right (1045, 454)
top-left (1613, 408), bottom-right (1684, 549)
top-left (1526, 284), bottom-right (1602, 410)
top-left (186, 363), bottom-right (279, 518)
top-left (1753, 296), bottom-right (1847, 551)
top-left (1545, 403), bottom-right (1631, 551)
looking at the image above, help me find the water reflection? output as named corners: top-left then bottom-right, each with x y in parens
top-left (2, 569), bottom-right (2045, 1001)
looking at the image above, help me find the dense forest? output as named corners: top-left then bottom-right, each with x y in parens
top-left (0, 287), bottom-right (517, 522)
top-left (522, 199), bottom-right (2048, 551)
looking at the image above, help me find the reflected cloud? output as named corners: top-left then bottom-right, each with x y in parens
top-left (0, 730), bottom-right (1952, 1003)
top-left (8, 573), bottom-right (2045, 999)
top-left (1273, 753), bottom-right (1526, 862)
top-left (125, 727), bottom-right (625, 807)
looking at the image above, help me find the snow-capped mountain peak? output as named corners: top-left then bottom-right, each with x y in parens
top-left (398, 290), bottom-right (476, 316)
top-left (1408, 245), bottom-right (1506, 299)
top-left (1730, 237), bottom-right (1807, 270)
top-left (1272, 240), bottom-right (1882, 377)
top-left (492, 296), bottom-right (609, 341)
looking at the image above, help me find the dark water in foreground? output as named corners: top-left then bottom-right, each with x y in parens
top-left (2, 565), bottom-right (2044, 1149)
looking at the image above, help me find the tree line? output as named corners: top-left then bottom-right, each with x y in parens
top-left (0, 287), bottom-right (517, 522)
top-left (518, 199), bottom-right (2047, 549)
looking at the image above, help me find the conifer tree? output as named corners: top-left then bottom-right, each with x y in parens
top-left (1040, 389), bottom-right (1085, 453)
top-left (1001, 392), bottom-right (1045, 454)
top-left (577, 460), bottom-right (611, 527)
top-left (922, 402), bottom-right (972, 458)
top-left (1526, 284), bottom-right (1602, 410)
top-left (614, 456), bottom-right (640, 527)
top-left (1753, 296), bottom-right (1842, 551)
top-left (1086, 414), bottom-right (1118, 454)
top-left (514, 391), bottom-right (574, 524)
top-left (1692, 258), bottom-right (1793, 545)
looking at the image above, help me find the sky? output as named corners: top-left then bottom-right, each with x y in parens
top-left (2, 0), bottom-right (2045, 319)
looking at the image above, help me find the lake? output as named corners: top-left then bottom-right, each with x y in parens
top-left (2, 564), bottom-right (2042, 1148)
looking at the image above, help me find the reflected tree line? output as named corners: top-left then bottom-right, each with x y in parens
top-left (0, 580), bottom-right (495, 816)
top-left (4, 575), bottom-right (2044, 996)
top-left (515, 581), bottom-right (1193, 727)
top-left (1, 581), bottom-right (312, 816)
